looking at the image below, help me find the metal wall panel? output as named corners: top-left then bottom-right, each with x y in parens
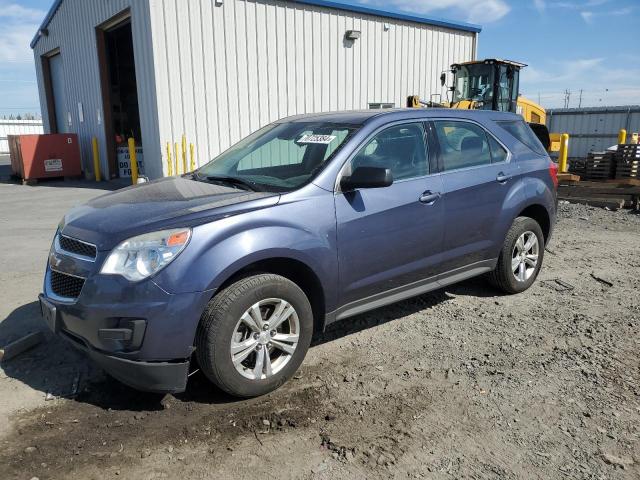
top-left (547, 106), bottom-right (640, 159)
top-left (0, 120), bottom-right (44, 154)
top-left (33, 0), bottom-right (475, 179)
top-left (32, 0), bottom-right (162, 178)
top-left (149, 0), bottom-right (476, 175)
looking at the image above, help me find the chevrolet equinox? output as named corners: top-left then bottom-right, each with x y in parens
top-left (40, 109), bottom-right (557, 397)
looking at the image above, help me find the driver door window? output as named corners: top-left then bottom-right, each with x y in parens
top-left (347, 123), bottom-right (429, 181)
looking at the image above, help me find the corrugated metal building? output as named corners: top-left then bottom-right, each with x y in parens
top-left (32, 0), bottom-right (480, 179)
top-left (547, 105), bottom-right (640, 159)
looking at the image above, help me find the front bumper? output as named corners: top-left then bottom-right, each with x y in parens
top-left (87, 350), bottom-right (189, 393)
top-left (81, 336), bottom-right (190, 393)
top-left (39, 268), bottom-right (212, 393)
top-left (40, 292), bottom-right (198, 394)
top-left (39, 292), bottom-right (193, 393)
top-left (87, 350), bottom-right (190, 394)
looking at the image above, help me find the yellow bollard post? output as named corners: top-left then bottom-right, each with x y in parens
top-left (128, 138), bottom-right (139, 185)
top-left (631, 132), bottom-right (639, 145)
top-left (166, 142), bottom-right (173, 176)
top-left (558, 133), bottom-right (569, 173)
top-left (618, 129), bottom-right (627, 145)
top-left (91, 137), bottom-right (101, 182)
top-left (174, 142), bottom-right (180, 175)
top-left (190, 143), bottom-right (195, 171)
top-left (182, 135), bottom-right (187, 174)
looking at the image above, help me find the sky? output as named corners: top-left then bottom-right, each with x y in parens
top-left (0, 0), bottom-right (638, 117)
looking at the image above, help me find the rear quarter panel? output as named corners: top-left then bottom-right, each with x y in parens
top-left (483, 117), bottom-right (557, 256)
top-left (516, 155), bottom-right (558, 237)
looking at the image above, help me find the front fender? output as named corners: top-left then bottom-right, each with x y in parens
top-left (200, 227), bottom-right (332, 293)
top-left (152, 192), bottom-right (338, 307)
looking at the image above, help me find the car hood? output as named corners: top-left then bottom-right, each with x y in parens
top-left (61, 177), bottom-right (280, 251)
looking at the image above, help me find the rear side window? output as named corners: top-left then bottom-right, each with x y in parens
top-left (498, 120), bottom-right (547, 156)
top-left (433, 121), bottom-right (491, 171)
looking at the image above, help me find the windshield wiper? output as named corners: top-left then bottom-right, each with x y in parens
top-left (204, 175), bottom-right (261, 192)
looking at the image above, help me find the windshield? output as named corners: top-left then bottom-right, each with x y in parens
top-left (196, 122), bottom-right (358, 192)
top-left (452, 64), bottom-right (495, 109)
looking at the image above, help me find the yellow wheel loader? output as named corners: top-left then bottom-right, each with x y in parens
top-left (408, 59), bottom-right (562, 153)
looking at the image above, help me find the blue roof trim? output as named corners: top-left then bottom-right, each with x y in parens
top-left (290, 0), bottom-right (482, 33)
top-left (30, 0), bottom-right (63, 49)
top-left (31, 0), bottom-right (481, 49)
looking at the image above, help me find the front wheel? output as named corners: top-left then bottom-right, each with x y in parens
top-left (195, 273), bottom-right (313, 397)
top-left (488, 216), bottom-right (544, 294)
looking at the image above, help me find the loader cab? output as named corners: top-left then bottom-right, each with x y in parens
top-left (449, 59), bottom-right (525, 114)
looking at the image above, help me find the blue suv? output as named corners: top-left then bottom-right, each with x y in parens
top-left (40, 109), bottom-right (557, 397)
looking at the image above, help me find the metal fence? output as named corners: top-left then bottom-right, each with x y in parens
top-left (0, 120), bottom-right (44, 154)
top-left (547, 105), bottom-right (640, 159)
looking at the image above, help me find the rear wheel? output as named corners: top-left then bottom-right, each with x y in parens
top-left (195, 273), bottom-right (313, 397)
top-left (488, 216), bottom-right (544, 294)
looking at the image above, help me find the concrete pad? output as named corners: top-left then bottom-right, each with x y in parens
top-left (0, 179), bottom-right (117, 434)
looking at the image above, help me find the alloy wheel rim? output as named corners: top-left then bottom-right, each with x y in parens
top-left (230, 298), bottom-right (300, 380)
top-left (511, 231), bottom-right (539, 282)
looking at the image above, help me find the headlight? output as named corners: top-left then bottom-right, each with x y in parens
top-left (100, 228), bottom-right (191, 281)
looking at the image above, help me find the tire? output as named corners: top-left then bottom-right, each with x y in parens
top-left (195, 273), bottom-right (313, 398)
top-left (488, 216), bottom-right (545, 294)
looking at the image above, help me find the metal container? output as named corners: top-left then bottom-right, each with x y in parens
top-left (0, 119), bottom-right (43, 154)
top-left (8, 133), bottom-right (82, 181)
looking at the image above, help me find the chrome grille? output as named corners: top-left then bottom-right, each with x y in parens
top-left (59, 235), bottom-right (97, 260)
top-left (50, 270), bottom-right (85, 299)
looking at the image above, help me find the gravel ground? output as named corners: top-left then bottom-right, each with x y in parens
top-left (1, 185), bottom-right (639, 479)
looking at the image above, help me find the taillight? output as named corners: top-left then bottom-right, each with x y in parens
top-left (549, 161), bottom-right (558, 189)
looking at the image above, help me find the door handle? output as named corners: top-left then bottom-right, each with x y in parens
top-left (419, 191), bottom-right (440, 205)
top-left (496, 172), bottom-right (511, 183)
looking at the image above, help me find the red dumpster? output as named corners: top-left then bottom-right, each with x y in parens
top-left (8, 133), bottom-right (82, 181)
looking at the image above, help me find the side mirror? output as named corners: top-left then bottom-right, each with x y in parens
top-left (440, 72), bottom-right (446, 87)
top-left (340, 166), bottom-right (393, 191)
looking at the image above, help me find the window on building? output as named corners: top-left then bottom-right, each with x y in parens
top-left (368, 103), bottom-right (395, 109)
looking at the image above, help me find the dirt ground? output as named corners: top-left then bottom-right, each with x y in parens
top-left (1, 181), bottom-right (639, 479)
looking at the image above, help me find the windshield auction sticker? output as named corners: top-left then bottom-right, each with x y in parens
top-left (297, 134), bottom-right (337, 144)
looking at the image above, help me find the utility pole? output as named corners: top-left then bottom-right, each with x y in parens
top-left (563, 89), bottom-right (572, 109)
top-left (578, 89), bottom-right (583, 108)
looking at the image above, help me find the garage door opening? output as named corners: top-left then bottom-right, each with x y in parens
top-left (41, 49), bottom-right (67, 134)
top-left (97, 12), bottom-right (141, 178)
